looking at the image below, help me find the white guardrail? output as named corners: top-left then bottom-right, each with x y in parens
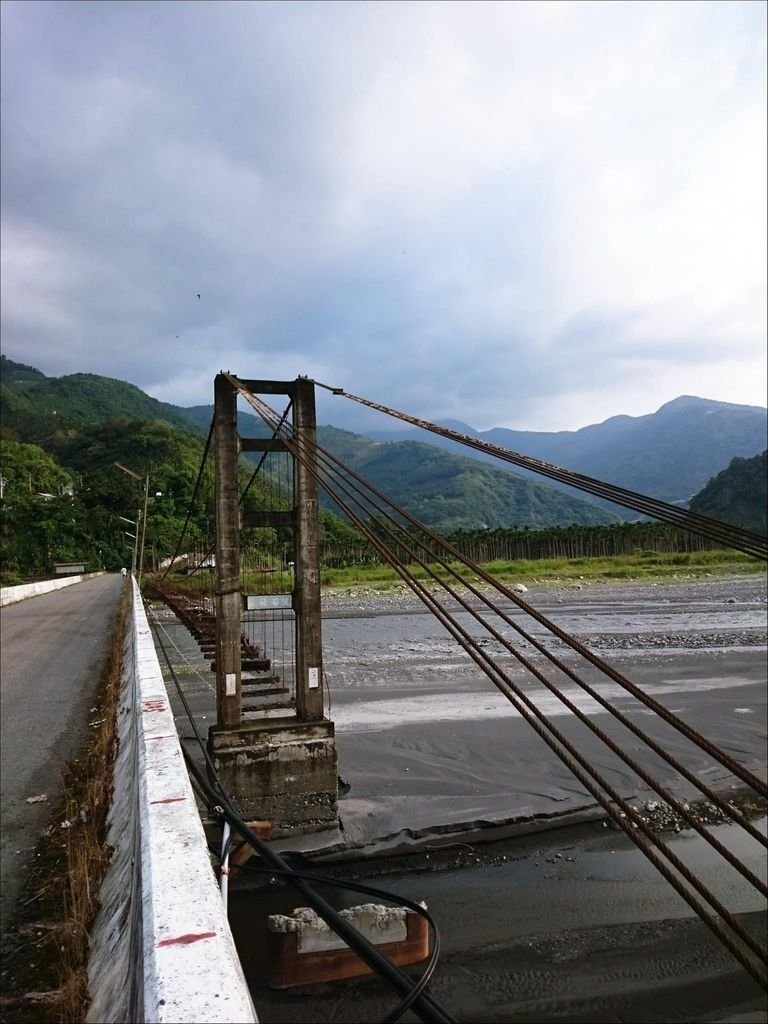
top-left (0, 572), bottom-right (104, 606)
top-left (87, 579), bottom-right (257, 1024)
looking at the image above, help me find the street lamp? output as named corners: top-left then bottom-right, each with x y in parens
top-left (114, 462), bottom-right (149, 583)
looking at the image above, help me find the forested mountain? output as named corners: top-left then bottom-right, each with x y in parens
top-left (367, 395), bottom-right (768, 508)
top-left (312, 427), bottom-right (615, 531)
top-left (1, 356), bottom-right (194, 432)
top-left (4, 354), bottom-right (764, 580)
top-left (1, 358), bottom-right (617, 538)
top-left (689, 451), bottom-right (767, 536)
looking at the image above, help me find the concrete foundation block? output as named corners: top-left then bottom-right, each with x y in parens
top-left (208, 718), bottom-right (338, 837)
top-left (265, 904), bottom-right (429, 988)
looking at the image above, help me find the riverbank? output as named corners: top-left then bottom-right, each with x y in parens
top-left (320, 566), bottom-right (767, 615)
top-left (318, 548), bottom-right (764, 593)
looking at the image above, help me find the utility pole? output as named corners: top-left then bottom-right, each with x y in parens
top-left (115, 462), bottom-right (148, 577)
top-left (137, 474), bottom-right (150, 586)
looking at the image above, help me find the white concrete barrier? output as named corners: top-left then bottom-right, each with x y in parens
top-left (87, 579), bottom-right (257, 1023)
top-left (0, 571), bottom-right (105, 606)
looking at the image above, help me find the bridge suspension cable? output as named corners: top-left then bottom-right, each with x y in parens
top-left (311, 382), bottom-right (768, 561)
top-left (227, 375), bottom-right (767, 991)
top-left (158, 415), bottom-right (215, 582)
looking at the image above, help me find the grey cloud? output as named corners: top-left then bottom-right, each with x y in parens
top-left (1, 0), bottom-right (765, 432)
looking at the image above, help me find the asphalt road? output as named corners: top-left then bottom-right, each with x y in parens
top-left (0, 574), bottom-right (124, 934)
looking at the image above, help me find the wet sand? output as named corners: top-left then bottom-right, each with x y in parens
top-left (319, 574), bottom-right (767, 854)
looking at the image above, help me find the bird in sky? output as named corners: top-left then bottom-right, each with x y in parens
top-left (197, 293), bottom-right (201, 299)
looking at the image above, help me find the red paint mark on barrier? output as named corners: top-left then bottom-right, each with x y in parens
top-left (149, 796), bottom-right (186, 805)
top-left (156, 931), bottom-right (216, 948)
top-left (142, 699), bottom-right (166, 713)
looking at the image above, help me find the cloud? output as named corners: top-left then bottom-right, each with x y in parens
top-left (1, 0), bottom-right (765, 431)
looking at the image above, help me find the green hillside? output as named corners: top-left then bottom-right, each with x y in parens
top-left (689, 451), bottom-right (767, 535)
top-left (316, 427), bottom-right (617, 531)
top-left (185, 405), bottom-right (619, 531)
top-left (3, 359), bottom-right (615, 531)
top-left (0, 357), bottom-right (195, 433)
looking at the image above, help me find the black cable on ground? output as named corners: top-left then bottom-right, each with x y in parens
top-left (181, 747), bottom-right (456, 1024)
top-left (204, 839), bottom-right (444, 1024)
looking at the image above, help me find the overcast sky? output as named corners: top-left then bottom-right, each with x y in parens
top-left (1, 0), bottom-right (766, 433)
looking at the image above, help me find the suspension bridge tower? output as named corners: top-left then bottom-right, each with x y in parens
top-left (207, 373), bottom-right (338, 836)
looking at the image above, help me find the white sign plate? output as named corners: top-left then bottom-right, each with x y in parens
top-left (245, 594), bottom-right (293, 611)
top-left (308, 667), bottom-right (320, 690)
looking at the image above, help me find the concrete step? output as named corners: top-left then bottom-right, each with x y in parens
top-left (241, 686), bottom-right (290, 698)
top-left (210, 658), bottom-right (271, 672)
top-left (242, 700), bottom-right (296, 714)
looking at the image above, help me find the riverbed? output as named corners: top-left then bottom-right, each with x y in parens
top-left (320, 574), bottom-right (767, 852)
top-left (154, 572), bottom-right (767, 1022)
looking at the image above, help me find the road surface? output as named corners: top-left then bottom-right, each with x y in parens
top-left (0, 574), bottom-right (124, 934)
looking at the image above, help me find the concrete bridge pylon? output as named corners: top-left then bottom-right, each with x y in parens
top-left (207, 374), bottom-right (338, 837)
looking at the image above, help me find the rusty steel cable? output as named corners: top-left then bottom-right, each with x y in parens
top-left (235, 375), bottom-right (767, 798)
top-left (240, 398), bottom-right (293, 499)
top-left (232, 382), bottom-right (767, 989)
top-left (183, 400), bottom-right (293, 580)
top-left (299, 435), bottom-right (768, 894)
top-left (300, 444), bottom-right (768, 873)
top-left (311, 382), bottom-right (768, 561)
top-left (306, 442), bottom-right (768, 798)
top-left (264, 388), bottom-right (767, 803)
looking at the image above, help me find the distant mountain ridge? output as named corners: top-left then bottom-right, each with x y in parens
top-left (368, 394), bottom-right (768, 508)
top-left (2, 355), bottom-right (765, 530)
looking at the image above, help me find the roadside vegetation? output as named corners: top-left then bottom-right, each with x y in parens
top-left (316, 547), bottom-right (763, 590)
top-left (158, 542), bottom-right (763, 601)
